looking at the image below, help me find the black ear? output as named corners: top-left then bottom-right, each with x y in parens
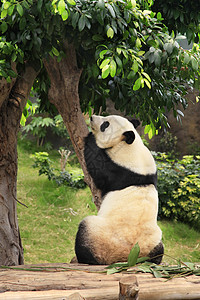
top-left (130, 119), bottom-right (140, 128)
top-left (123, 131), bottom-right (135, 144)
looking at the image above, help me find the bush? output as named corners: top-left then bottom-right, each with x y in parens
top-left (32, 152), bottom-right (86, 189)
top-left (154, 153), bottom-right (200, 229)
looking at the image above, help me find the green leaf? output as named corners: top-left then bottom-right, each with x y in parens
top-left (138, 263), bottom-right (152, 273)
top-left (110, 60), bottom-right (116, 77)
top-left (184, 52), bottom-right (190, 64)
top-left (67, 0), bottom-right (76, 5)
top-left (58, 0), bottom-right (65, 14)
top-left (128, 243), bottom-right (140, 267)
top-left (7, 5), bottom-right (15, 16)
top-left (151, 269), bottom-right (163, 278)
top-left (61, 9), bottom-right (68, 21)
top-left (11, 52), bottom-right (17, 62)
top-left (127, 70), bottom-right (136, 80)
top-left (78, 14), bottom-right (86, 31)
top-left (99, 49), bottom-right (108, 59)
top-left (136, 256), bottom-right (150, 264)
top-left (131, 0), bottom-right (136, 8)
top-left (135, 37), bottom-right (141, 48)
top-left (23, 1), bottom-right (30, 9)
top-left (1, 21), bottom-right (8, 34)
top-left (164, 43), bottom-right (173, 55)
top-left (97, 0), bottom-right (105, 9)
top-left (4, 2), bottom-right (10, 10)
top-left (1, 9), bottom-right (7, 19)
top-left (102, 64), bottom-right (110, 79)
top-left (100, 58), bottom-right (110, 69)
top-left (107, 3), bottom-right (115, 18)
top-left (92, 35), bottom-right (104, 41)
top-left (17, 3), bottom-right (24, 16)
top-left (144, 78), bottom-right (151, 89)
top-left (191, 57), bottom-right (198, 71)
top-left (107, 27), bottom-right (114, 39)
top-left (106, 262), bottom-right (128, 269)
top-left (132, 60), bottom-right (138, 73)
top-left (19, 17), bottom-right (27, 30)
top-left (72, 12), bottom-right (79, 28)
top-left (52, 47), bottom-right (60, 56)
top-left (154, 51), bottom-right (161, 67)
top-left (142, 72), bottom-right (151, 82)
top-left (133, 77), bottom-right (141, 91)
top-left (115, 56), bottom-right (122, 69)
top-left (107, 267), bottom-right (119, 275)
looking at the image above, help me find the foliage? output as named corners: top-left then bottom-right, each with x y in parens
top-left (155, 153), bottom-right (200, 229)
top-left (32, 152), bottom-right (86, 189)
top-left (152, 0), bottom-right (200, 43)
top-left (106, 242), bottom-right (200, 278)
top-left (22, 116), bottom-right (55, 147)
top-left (158, 131), bottom-right (178, 159)
top-left (21, 98), bottom-right (69, 147)
top-left (0, 1), bottom-right (200, 135)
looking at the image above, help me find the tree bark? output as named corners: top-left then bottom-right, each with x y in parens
top-left (44, 43), bottom-right (102, 209)
top-left (0, 64), bottom-right (38, 265)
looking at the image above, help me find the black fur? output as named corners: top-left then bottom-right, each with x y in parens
top-left (75, 221), bottom-right (98, 264)
top-left (123, 131), bottom-right (135, 144)
top-left (130, 119), bottom-right (140, 128)
top-left (100, 121), bottom-right (110, 132)
top-left (84, 133), bottom-right (157, 197)
top-left (147, 241), bottom-right (164, 264)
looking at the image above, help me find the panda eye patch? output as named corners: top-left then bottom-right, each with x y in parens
top-left (100, 121), bottom-right (110, 132)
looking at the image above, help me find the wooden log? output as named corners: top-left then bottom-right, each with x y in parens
top-left (67, 292), bottom-right (85, 299)
top-left (0, 264), bottom-right (200, 300)
top-left (119, 276), bottom-right (139, 300)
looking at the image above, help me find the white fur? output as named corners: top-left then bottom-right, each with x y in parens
top-left (91, 115), bottom-right (156, 175)
top-left (83, 185), bottom-right (162, 264)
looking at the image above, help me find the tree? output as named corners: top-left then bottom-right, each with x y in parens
top-left (0, 0), bottom-right (199, 265)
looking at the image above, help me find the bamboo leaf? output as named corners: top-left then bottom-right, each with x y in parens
top-left (128, 243), bottom-right (140, 267)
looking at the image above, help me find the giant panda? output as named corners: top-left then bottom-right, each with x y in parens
top-left (75, 115), bottom-right (164, 265)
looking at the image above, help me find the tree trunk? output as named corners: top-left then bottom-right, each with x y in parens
top-left (0, 65), bottom-right (37, 265)
top-left (44, 43), bottom-right (102, 209)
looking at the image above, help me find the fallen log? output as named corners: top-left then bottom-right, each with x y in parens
top-left (0, 263), bottom-right (199, 300)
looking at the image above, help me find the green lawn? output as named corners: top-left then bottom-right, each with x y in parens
top-left (17, 139), bottom-right (200, 264)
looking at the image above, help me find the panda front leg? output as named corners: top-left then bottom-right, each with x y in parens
top-left (75, 220), bottom-right (99, 265)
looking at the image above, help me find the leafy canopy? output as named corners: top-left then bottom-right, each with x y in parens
top-left (0, 0), bottom-right (200, 134)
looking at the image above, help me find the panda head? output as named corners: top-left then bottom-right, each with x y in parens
top-left (90, 115), bottom-right (140, 149)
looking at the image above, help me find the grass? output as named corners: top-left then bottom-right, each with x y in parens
top-left (17, 138), bottom-right (200, 264)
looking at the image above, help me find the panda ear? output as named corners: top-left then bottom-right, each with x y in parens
top-left (130, 119), bottom-right (140, 128)
top-left (122, 131), bottom-right (135, 144)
